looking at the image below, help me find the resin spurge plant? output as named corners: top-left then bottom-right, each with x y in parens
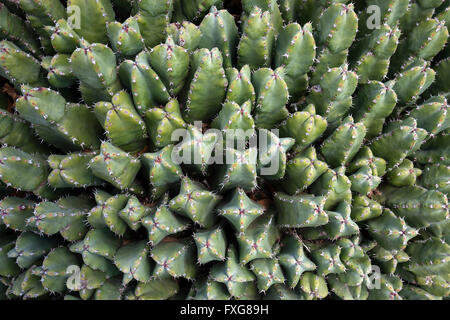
top-left (0, 0), bottom-right (449, 301)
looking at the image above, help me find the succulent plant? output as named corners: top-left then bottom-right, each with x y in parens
top-left (0, 0), bottom-right (448, 301)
